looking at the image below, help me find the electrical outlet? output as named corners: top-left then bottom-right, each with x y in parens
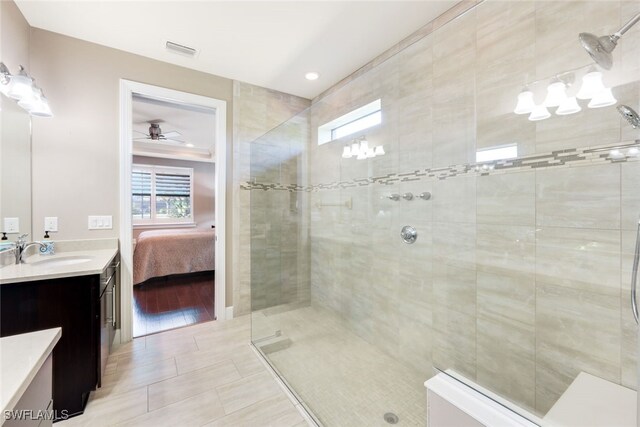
top-left (3, 217), bottom-right (19, 233)
top-left (88, 215), bottom-right (112, 230)
top-left (44, 217), bottom-right (58, 232)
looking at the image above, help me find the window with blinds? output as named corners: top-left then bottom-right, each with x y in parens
top-left (132, 165), bottom-right (194, 225)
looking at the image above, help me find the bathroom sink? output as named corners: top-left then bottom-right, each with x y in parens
top-left (26, 256), bottom-right (94, 267)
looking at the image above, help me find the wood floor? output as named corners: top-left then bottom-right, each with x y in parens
top-left (133, 271), bottom-right (215, 337)
top-left (56, 316), bottom-right (313, 427)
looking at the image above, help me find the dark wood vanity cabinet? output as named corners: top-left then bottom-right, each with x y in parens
top-left (0, 274), bottom-right (101, 420)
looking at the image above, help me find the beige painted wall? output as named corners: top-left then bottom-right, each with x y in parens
top-left (131, 156), bottom-right (215, 240)
top-left (0, 0), bottom-right (32, 239)
top-left (27, 28), bottom-right (236, 304)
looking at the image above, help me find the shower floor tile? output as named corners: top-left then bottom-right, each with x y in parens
top-left (253, 305), bottom-right (428, 426)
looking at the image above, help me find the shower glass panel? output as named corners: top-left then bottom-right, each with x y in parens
top-left (249, 1), bottom-right (640, 425)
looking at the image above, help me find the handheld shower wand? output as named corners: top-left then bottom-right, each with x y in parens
top-left (579, 12), bottom-right (640, 69)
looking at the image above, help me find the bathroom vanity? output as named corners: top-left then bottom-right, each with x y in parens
top-left (0, 244), bottom-right (119, 421)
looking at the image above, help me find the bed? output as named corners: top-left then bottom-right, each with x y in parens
top-left (133, 229), bottom-right (215, 285)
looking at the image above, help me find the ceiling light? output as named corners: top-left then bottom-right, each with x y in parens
top-left (514, 88), bottom-right (535, 114)
top-left (544, 80), bottom-right (568, 107)
top-left (350, 142), bottom-right (360, 156)
top-left (576, 70), bottom-right (606, 100)
top-left (556, 96), bottom-right (582, 115)
top-left (528, 104), bottom-right (551, 121)
top-left (588, 88), bottom-right (617, 108)
top-left (374, 146), bottom-right (385, 156)
top-left (185, 143), bottom-right (194, 148)
top-left (305, 72), bottom-right (319, 81)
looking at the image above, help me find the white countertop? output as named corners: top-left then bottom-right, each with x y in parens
top-left (0, 328), bottom-right (61, 420)
top-left (0, 248), bottom-right (118, 285)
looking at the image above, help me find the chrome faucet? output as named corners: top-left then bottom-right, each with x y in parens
top-left (15, 234), bottom-right (46, 264)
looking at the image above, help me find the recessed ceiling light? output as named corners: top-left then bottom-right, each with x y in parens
top-left (305, 72), bottom-right (319, 81)
top-left (185, 143), bottom-right (194, 147)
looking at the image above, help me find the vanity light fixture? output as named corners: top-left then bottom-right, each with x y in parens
top-left (516, 65), bottom-right (618, 121)
top-left (341, 136), bottom-right (384, 160)
top-left (0, 62), bottom-right (53, 117)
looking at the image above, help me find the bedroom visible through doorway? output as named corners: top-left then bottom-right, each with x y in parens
top-left (130, 92), bottom-right (218, 338)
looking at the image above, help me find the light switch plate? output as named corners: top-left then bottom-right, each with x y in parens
top-left (44, 217), bottom-right (58, 232)
top-left (88, 215), bottom-right (112, 230)
top-left (3, 217), bottom-right (19, 234)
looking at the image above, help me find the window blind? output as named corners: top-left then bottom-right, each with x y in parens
top-left (132, 171), bottom-right (152, 196)
top-left (155, 173), bottom-right (191, 197)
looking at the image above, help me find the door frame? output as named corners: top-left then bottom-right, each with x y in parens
top-left (118, 79), bottom-right (227, 343)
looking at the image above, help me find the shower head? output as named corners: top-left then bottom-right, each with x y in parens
top-left (579, 32), bottom-right (616, 70)
top-left (579, 12), bottom-right (640, 70)
top-left (617, 105), bottom-right (640, 129)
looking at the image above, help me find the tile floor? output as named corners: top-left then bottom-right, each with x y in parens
top-left (58, 315), bottom-right (313, 426)
top-left (252, 304), bottom-right (428, 426)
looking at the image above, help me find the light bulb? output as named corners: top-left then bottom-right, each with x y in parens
top-left (342, 146), bottom-right (352, 158)
top-left (588, 88), bottom-right (617, 108)
top-left (528, 104), bottom-right (551, 121)
top-left (556, 96), bottom-right (581, 115)
top-left (350, 142), bottom-right (360, 156)
top-left (576, 71), bottom-right (606, 100)
top-left (374, 146), bottom-right (385, 156)
top-left (544, 81), bottom-right (568, 107)
top-left (514, 89), bottom-right (535, 115)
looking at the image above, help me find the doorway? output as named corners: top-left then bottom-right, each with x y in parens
top-left (119, 81), bottom-right (227, 342)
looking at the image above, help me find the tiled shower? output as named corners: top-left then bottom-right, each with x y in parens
top-left (248, 1), bottom-right (640, 425)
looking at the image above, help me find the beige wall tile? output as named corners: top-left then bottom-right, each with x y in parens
top-left (477, 171), bottom-right (535, 226)
top-left (536, 163), bottom-right (621, 229)
top-left (536, 227), bottom-right (621, 296)
top-left (535, 282), bottom-right (621, 414)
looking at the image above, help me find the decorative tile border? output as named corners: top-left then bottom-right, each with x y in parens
top-left (241, 140), bottom-right (640, 192)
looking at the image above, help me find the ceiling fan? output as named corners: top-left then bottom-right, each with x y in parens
top-left (133, 122), bottom-right (185, 144)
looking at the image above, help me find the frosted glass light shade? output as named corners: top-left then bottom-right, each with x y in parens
top-left (514, 89), bottom-right (535, 114)
top-left (17, 88), bottom-right (39, 109)
top-left (528, 104), bottom-right (551, 121)
top-left (374, 146), bottom-right (385, 156)
top-left (6, 74), bottom-right (32, 100)
top-left (544, 81), bottom-right (568, 107)
top-left (29, 98), bottom-right (53, 117)
top-left (556, 96), bottom-right (582, 115)
top-left (342, 146), bottom-right (352, 158)
top-left (576, 71), bottom-right (606, 100)
top-left (350, 142), bottom-right (360, 156)
top-left (356, 150), bottom-right (367, 160)
top-left (588, 88), bottom-right (617, 108)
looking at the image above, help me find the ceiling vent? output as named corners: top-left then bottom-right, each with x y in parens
top-left (165, 41), bottom-right (197, 57)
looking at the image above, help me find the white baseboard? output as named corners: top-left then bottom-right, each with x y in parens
top-left (225, 306), bottom-right (234, 319)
